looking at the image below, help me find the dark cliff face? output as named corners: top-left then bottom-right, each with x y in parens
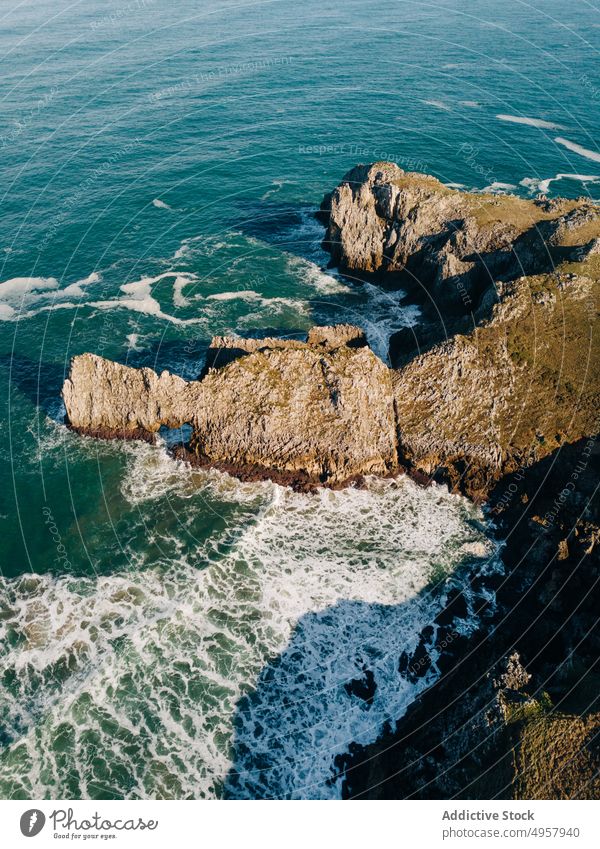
top-left (338, 439), bottom-right (600, 800)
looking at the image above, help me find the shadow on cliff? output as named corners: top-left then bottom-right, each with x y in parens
top-left (338, 439), bottom-right (600, 800)
top-left (221, 557), bottom-right (496, 800)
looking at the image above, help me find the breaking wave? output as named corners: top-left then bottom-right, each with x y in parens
top-left (0, 443), bottom-right (498, 799)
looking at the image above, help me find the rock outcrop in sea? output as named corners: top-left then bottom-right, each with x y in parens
top-left (60, 162), bottom-right (600, 799)
top-left (320, 161), bottom-right (600, 366)
top-left (63, 326), bottom-right (398, 488)
top-left (63, 274), bottom-right (598, 500)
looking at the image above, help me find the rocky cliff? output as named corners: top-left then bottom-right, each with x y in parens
top-left (63, 327), bottom-right (398, 488)
top-left (339, 437), bottom-right (600, 799)
top-left (63, 266), bottom-right (598, 500)
top-left (320, 162), bottom-right (600, 373)
top-left (62, 353), bottom-right (201, 439)
top-left (393, 272), bottom-right (599, 499)
top-left (320, 162), bottom-right (600, 314)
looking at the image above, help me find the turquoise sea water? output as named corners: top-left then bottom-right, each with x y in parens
top-left (0, 0), bottom-right (598, 798)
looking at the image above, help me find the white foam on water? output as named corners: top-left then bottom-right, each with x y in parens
top-left (0, 452), bottom-right (498, 800)
top-left (125, 333), bottom-right (144, 351)
top-left (347, 283), bottom-right (420, 364)
top-left (90, 295), bottom-right (185, 324)
top-left (172, 274), bottom-right (197, 307)
top-left (0, 276), bottom-right (59, 298)
top-left (234, 296), bottom-right (310, 330)
top-left (554, 137), bottom-right (600, 164)
top-left (90, 271), bottom-right (203, 325)
top-left (460, 101), bottom-right (480, 108)
top-left (423, 99), bottom-right (452, 111)
top-left (285, 254), bottom-right (351, 296)
top-left (172, 235), bottom-right (229, 261)
top-left (496, 114), bottom-right (565, 130)
top-left (0, 272), bottom-right (105, 320)
top-left (59, 271), bottom-right (102, 298)
top-left (205, 290), bottom-right (262, 302)
top-left (482, 182), bottom-right (517, 193)
top-left (120, 440), bottom-right (272, 508)
top-left (520, 172), bottom-right (600, 195)
top-left (260, 180), bottom-right (285, 200)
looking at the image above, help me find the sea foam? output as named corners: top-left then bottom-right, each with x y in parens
top-left (554, 137), bottom-right (600, 163)
top-left (0, 446), bottom-right (498, 800)
top-left (496, 114), bottom-right (564, 130)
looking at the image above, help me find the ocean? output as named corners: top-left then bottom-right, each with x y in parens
top-left (0, 0), bottom-right (598, 799)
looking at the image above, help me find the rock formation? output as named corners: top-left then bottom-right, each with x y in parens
top-left (63, 268), bottom-right (598, 500)
top-left (320, 162), bottom-right (600, 315)
top-left (62, 165), bottom-right (599, 500)
top-left (63, 327), bottom-right (398, 488)
top-left (393, 272), bottom-right (599, 499)
top-left (320, 162), bottom-right (600, 369)
top-left (62, 353), bottom-right (201, 438)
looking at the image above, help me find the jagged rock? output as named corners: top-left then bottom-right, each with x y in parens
top-left (306, 324), bottom-right (367, 349)
top-left (63, 266), bottom-right (598, 500)
top-left (321, 162), bottom-right (600, 315)
top-left (189, 343), bottom-right (398, 485)
top-left (392, 273), bottom-right (599, 499)
top-left (62, 353), bottom-right (201, 434)
top-left (62, 332), bottom-right (398, 487)
top-left (494, 652), bottom-right (531, 692)
top-left (202, 325), bottom-right (365, 375)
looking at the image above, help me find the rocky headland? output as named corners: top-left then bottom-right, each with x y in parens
top-left (63, 272), bottom-right (598, 501)
top-left (61, 163), bottom-right (599, 798)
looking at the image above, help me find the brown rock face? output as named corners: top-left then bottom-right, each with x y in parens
top-left (393, 273), bottom-right (599, 499)
top-left (62, 331), bottom-right (397, 487)
top-left (62, 353), bottom-right (201, 434)
top-left (63, 262), bottom-right (599, 498)
top-left (191, 343), bottom-right (397, 484)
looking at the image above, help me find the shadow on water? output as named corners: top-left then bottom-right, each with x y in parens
top-left (1, 354), bottom-right (68, 417)
top-left (222, 561), bottom-right (494, 799)
top-left (232, 199), bottom-right (323, 257)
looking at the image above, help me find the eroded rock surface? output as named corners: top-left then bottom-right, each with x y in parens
top-left (62, 353), bottom-right (201, 436)
top-left (320, 162), bottom-right (600, 315)
top-left (63, 266), bottom-right (598, 499)
top-left (63, 330), bottom-right (397, 487)
top-left (393, 273), bottom-right (599, 499)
